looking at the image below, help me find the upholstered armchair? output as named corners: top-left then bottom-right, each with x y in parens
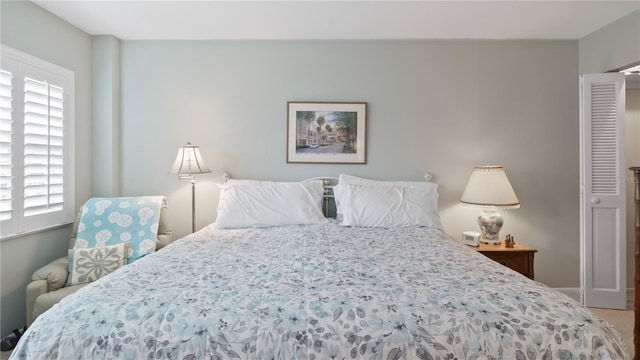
top-left (26, 200), bottom-right (172, 327)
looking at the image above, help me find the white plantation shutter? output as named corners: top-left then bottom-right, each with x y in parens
top-left (1, 45), bottom-right (74, 238)
top-left (0, 69), bottom-right (13, 222)
top-left (23, 77), bottom-right (65, 216)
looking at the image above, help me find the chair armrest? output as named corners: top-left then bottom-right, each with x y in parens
top-left (26, 280), bottom-right (48, 327)
top-left (32, 256), bottom-right (69, 292)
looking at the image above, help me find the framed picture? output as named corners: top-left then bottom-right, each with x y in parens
top-left (287, 101), bottom-right (367, 164)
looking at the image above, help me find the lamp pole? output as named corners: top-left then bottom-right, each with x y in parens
top-left (191, 176), bottom-right (196, 233)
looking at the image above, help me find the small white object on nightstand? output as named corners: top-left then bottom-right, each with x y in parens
top-left (462, 231), bottom-right (481, 247)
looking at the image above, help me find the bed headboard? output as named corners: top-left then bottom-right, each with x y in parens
top-left (302, 177), bottom-right (339, 218)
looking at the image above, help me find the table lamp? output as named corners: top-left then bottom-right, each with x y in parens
top-left (460, 165), bottom-right (520, 244)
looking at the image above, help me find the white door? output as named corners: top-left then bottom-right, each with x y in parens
top-left (580, 73), bottom-right (626, 309)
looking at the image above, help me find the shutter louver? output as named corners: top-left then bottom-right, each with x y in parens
top-left (590, 83), bottom-right (618, 195)
top-left (23, 77), bottom-right (64, 216)
top-left (0, 70), bottom-right (13, 221)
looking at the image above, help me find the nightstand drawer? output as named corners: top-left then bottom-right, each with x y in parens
top-left (481, 252), bottom-right (533, 278)
top-left (474, 242), bottom-right (537, 280)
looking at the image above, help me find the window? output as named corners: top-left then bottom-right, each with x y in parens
top-left (1, 45), bottom-right (75, 238)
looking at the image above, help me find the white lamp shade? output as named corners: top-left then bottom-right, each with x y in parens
top-left (460, 166), bottom-right (520, 209)
top-left (169, 143), bottom-right (211, 174)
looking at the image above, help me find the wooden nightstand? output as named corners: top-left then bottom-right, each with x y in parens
top-left (474, 242), bottom-right (537, 280)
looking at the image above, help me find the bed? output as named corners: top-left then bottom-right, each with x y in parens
top-left (11, 174), bottom-right (630, 359)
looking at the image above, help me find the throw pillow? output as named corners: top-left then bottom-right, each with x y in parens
top-left (67, 243), bottom-right (129, 286)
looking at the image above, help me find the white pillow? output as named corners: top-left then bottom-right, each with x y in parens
top-left (336, 174), bottom-right (442, 225)
top-left (339, 173), bottom-right (427, 188)
top-left (214, 180), bottom-right (327, 228)
top-left (333, 182), bottom-right (442, 228)
top-left (225, 178), bottom-right (274, 185)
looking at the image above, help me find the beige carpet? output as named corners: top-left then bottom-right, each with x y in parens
top-left (588, 293), bottom-right (635, 359)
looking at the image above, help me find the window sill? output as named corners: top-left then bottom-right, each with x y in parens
top-left (0, 222), bottom-right (74, 242)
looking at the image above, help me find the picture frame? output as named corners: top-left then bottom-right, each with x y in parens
top-left (287, 101), bottom-right (367, 164)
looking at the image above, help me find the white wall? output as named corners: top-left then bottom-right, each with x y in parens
top-left (0, 0), bottom-right (92, 337)
top-left (120, 40), bottom-right (581, 289)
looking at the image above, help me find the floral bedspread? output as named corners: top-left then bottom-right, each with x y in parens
top-left (12, 222), bottom-right (629, 359)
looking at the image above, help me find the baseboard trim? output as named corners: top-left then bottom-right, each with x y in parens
top-left (553, 287), bottom-right (581, 302)
top-left (552, 287), bottom-right (634, 304)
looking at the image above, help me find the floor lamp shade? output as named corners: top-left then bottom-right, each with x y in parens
top-left (460, 166), bottom-right (520, 244)
top-left (169, 143), bottom-right (211, 233)
top-left (169, 143), bottom-right (211, 175)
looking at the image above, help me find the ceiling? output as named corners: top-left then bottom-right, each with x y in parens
top-left (31, 0), bottom-right (639, 40)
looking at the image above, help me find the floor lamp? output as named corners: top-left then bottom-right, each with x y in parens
top-left (170, 142), bottom-right (211, 233)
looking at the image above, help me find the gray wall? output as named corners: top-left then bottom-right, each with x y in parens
top-left (579, 10), bottom-right (640, 74)
top-left (0, 0), bottom-right (92, 337)
top-left (92, 35), bottom-right (122, 197)
top-left (120, 39), bottom-right (581, 290)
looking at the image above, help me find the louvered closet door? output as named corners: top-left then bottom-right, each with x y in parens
top-left (580, 73), bottom-right (626, 309)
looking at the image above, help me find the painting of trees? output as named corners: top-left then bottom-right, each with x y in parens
top-left (288, 102), bottom-right (366, 164)
top-left (334, 111), bottom-right (357, 153)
